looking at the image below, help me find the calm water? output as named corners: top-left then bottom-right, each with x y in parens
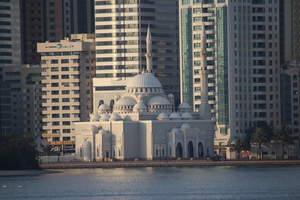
top-left (1, 166), bottom-right (300, 200)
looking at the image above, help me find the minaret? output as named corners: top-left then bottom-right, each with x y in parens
top-left (145, 25), bottom-right (153, 74)
top-left (199, 23), bottom-right (211, 120)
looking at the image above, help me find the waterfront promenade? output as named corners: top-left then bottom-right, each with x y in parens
top-left (40, 159), bottom-right (300, 169)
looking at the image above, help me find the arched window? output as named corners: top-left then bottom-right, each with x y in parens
top-left (188, 141), bottom-right (194, 157)
top-left (198, 142), bottom-right (204, 157)
top-left (176, 143), bottom-right (183, 157)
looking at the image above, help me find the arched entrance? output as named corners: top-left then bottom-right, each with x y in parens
top-left (176, 143), bottom-right (183, 157)
top-left (188, 141), bottom-right (194, 157)
top-left (198, 142), bottom-right (204, 157)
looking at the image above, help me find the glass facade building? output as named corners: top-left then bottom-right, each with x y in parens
top-left (179, 0), bottom-right (281, 145)
top-left (93, 0), bottom-right (180, 108)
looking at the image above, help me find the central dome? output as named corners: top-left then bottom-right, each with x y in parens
top-left (126, 73), bottom-right (162, 88)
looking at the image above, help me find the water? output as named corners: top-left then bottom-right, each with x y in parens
top-left (1, 166), bottom-right (300, 200)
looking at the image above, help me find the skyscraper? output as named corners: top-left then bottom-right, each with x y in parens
top-left (280, 0), bottom-right (300, 138)
top-left (280, 0), bottom-right (300, 63)
top-left (179, 0), bottom-right (281, 145)
top-left (0, 0), bottom-right (22, 66)
top-left (93, 0), bottom-right (180, 110)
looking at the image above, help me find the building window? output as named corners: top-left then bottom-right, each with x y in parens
top-left (52, 121), bottom-right (60, 126)
top-left (51, 75), bottom-right (59, 79)
top-left (62, 75), bottom-right (69, 79)
top-left (52, 106), bottom-right (59, 110)
top-left (51, 59), bottom-right (58, 64)
top-left (62, 114), bottom-right (70, 118)
top-left (51, 91), bottom-right (59, 95)
top-left (62, 106), bottom-right (70, 110)
top-left (62, 98), bottom-right (70, 102)
top-left (62, 90), bottom-right (70, 95)
top-left (52, 114), bottom-right (60, 118)
top-left (63, 121), bottom-right (71, 125)
top-left (61, 59), bottom-right (69, 64)
top-left (51, 98), bottom-right (59, 103)
top-left (62, 67), bottom-right (69, 71)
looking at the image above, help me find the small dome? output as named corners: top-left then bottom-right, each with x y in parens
top-left (90, 125), bottom-right (98, 132)
top-left (98, 129), bottom-right (107, 134)
top-left (178, 102), bottom-right (192, 109)
top-left (180, 123), bottom-right (191, 131)
top-left (169, 112), bottom-right (181, 119)
top-left (157, 112), bottom-right (169, 120)
top-left (114, 95), bottom-right (121, 100)
top-left (114, 97), bottom-right (137, 106)
top-left (167, 93), bottom-right (174, 98)
top-left (181, 112), bottom-right (194, 119)
top-left (133, 102), bottom-right (147, 109)
top-left (171, 127), bottom-right (180, 133)
top-left (110, 113), bottom-right (122, 121)
top-left (90, 114), bottom-right (100, 121)
top-left (126, 73), bottom-right (162, 88)
top-left (100, 114), bottom-right (110, 121)
top-left (147, 96), bottom-right (171, 105)
top-left (98, 104), bottom-right (111, 110)
top-left (138, 93), bottom-right (146, 98)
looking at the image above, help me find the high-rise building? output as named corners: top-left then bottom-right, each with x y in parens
top-left (37, 34), bottom-right (95, 153)
top-left (0, 65), bottom-right (43, 147)
top-left (0, 0), bottom-right (22, 66)
top-left (280, 0), bottom-right (300, 63)
top-left (281, 61), bottom-right (300, 137)
top-left (93, 0), bottom-right (180, 111)
top-left (279, 0), bottom-right (300, 137)
top-left (179, 0), bottom-right (281, 145)
top-left (20, 0), bottom-right (43, 65)
top-left (43, 0), bottom-right (94, 42)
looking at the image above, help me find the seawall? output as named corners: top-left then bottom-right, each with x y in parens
top-left (40, 160), bottom-right (300, 169)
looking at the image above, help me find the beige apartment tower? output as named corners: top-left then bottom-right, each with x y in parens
top-left (37, 34), bottom-right (95, 153)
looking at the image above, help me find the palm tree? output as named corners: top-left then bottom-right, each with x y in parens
top-left (41, 145), bottom-right (55, 156)
top-left (229, 138), bottom-right (245, 160)
top-left (273, 125), bottom-right (294, 159)
top-left (251, 127), bottom-right (269, 160)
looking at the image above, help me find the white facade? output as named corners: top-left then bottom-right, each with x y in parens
top-left (37, 34), bottom-right (95, 152)
top-left (179, 0), bottom-right (281, 145)
top-left (75, 28), bottom-right (214, 161)
top-left (75, 72), bottom-right (215, 161)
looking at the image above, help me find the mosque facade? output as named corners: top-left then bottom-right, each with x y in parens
top-left (74, 27), bottom-right (215, 161)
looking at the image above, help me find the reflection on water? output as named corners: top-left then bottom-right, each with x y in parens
top-left (1, 166), bottom-right (300, 200)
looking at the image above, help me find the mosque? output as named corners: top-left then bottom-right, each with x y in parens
top-left (74, 26), bottom-right (215, 161)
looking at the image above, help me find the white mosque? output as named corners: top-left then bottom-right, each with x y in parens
top-left (74, 26), bottom-right (215, 161)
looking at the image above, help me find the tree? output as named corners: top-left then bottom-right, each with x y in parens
top-left (251, 127), bottom-right (269, 160)
top-left (0, 133), bottom-right (40, 170)
top-left (273, 125), bottom-right (294, 159)
top-left (229, 138), bottom-right (245, 160)
top-left (41, 145), bottom-right (55, 156)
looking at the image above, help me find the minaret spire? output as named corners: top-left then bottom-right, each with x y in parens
top-left (199, 23), bottom-right (211, 120)
top-left (145, 24), bottom-right (153, 74)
